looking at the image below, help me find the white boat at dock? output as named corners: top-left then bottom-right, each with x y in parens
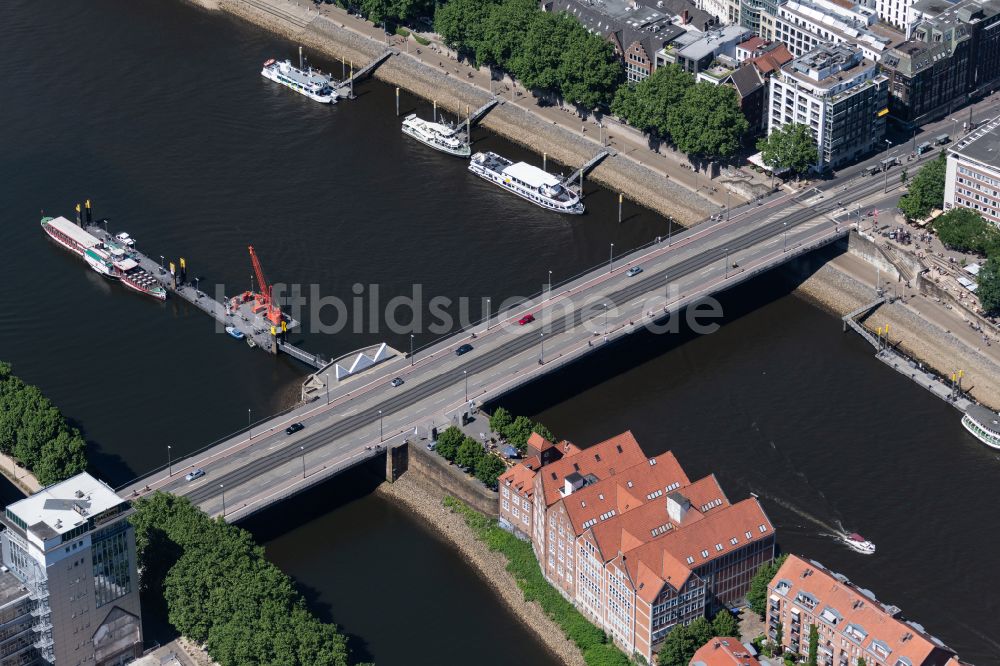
top-left (225, 326), bottom-right (245, 340)
top-left (401, 113), bottom-right (471, 157)
top-left (260, 58), bottom-right (337, 104)
top-left (468, 151), bottom-right (584, 214)
top-left (842, 533), bottom-right (876, 555)
top-left (961, 404), bottom-right (1000, 450)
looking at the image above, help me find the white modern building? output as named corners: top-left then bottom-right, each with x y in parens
top-left (944, 114), bottom-right (1000, 227)
top-left (0, 473), bottom-right (143, 665)
top-left (769, 0), bottom-right (903, 59)
top-left (768, 44), bottom-right (889, 169)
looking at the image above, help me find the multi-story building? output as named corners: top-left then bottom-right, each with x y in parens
top-left (944, 113), bottom-right (1000, 226)
top-left (768, 44), bottom-right (889, 169)
top-left (499, 431), bottom-right (775, 663)
top-left (769, 0), bottom-right (903, 59)
top-left (879, 0), bottom-right (1000, 126)
top-left (657, 25), bottom-right (753, 74)
top-left (0, 473), bottom-right (143, 666)
top-left (767, 555), bottom-right (960, 665)
top-left (0, 570), bottom-right (35, 664)
top-left (691, 636), bottom-right (762, 665)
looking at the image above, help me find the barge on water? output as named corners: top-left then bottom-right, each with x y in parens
top-left (469, 151), bottom-right (584, 215)
top-left (41, 215), bottom-right (166, 300)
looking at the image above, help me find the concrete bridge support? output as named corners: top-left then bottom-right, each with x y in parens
top-left (386, 442), bottom-right (408, 482)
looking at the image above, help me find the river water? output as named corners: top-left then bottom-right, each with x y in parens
top-left (0, 0), bottom-right (995, 663)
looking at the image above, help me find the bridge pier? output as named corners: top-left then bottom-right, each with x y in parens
top-left (386, 442), bottom-right (408, 482)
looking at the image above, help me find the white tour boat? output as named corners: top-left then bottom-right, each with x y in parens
top-left (401, 113), bottom-right (471, 157)
top-left (468, 151), bottom-right (584, 214)
top-left (260, 58), bottom-right (337, 104)
top-left (961, 404), bottom-right (1000, 450)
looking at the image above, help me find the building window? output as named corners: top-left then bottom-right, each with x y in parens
top-left (91, 523), bottom-right (132, 608)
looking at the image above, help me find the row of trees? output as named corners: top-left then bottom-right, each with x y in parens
top-left (899, 153), bottom-right (947, 220)
top-left (130, 493), bottom-right (354, 666)
top-left (434, 426), bottom-right (507, 487)
top-left (611, 66), bottom-right (749, 161)
top-left (0, 362), bottom-right (87, 486)
top-left (931, 207), bottom-right (1000, 312)
top-left (657, 611), bottom-right (740, 665)
top-left (488, 406), bottom-right (554, 453)
top-left (435, 0), bottom-right (623, 109)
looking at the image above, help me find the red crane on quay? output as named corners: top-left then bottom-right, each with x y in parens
top-left (230, 245), bottom-right (285, 329)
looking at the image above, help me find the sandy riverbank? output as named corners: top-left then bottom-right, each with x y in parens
top-left (200, 0), bottom-right (717, 225)
top-left (375, 474), bottom-right (587, 666)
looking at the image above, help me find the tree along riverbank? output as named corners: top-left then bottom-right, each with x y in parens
top-left (0, 362), bottom-right (86, 490)
top-left (187, 0), bottom-right (719, 226)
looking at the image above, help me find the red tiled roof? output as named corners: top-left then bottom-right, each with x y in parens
top-left (751, 44), bottom-right (793, 75)
top-left (500, 456), bottom-right (540, 497)
top-left (538, 431), bottom-right (647, 506)
top-left (737, 36), bottom-right (766, 52)
top-left (771, 555), bottom-right (956, 666)
top-left (656, 498), bottom-right (773, 568)
top-left (690, 637), bottom-right (760, 666)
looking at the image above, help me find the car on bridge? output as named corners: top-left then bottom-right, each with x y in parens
top-left (518, 314), bottom-right (535, 325)
top-left (455, 343), bottom-right (473, 356)
top-left (626, 266), bottom-right (643, 277)
top-left (390, 377), bottom-right (404, 387)
top-left (285, 422), bottom-right (305, 435)
top-left (185, 468), bottom-right (204, 482)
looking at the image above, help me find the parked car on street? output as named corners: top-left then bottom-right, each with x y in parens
top-left (455, 343), bottom-right (473, 356)
top-left (390, 377), bottom-right (404, 387)
top-left (626, 266), bottom-right (643, 277)
top-left (185, 468), bottom-right (204, 482)
top-left (285, 422), bottom-right (304, 435)
top-left (518, 314), bottom-right (536, 325)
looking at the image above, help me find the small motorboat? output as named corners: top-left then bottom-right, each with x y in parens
top-left (225, 326), bottom-right (245, 340)
top-left (843, 533), bottom-right (876, 555)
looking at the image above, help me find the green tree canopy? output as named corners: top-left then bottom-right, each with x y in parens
top-left (502, 415), bottom-right (537, 450)
top-left (475, 453), bottom-right (507, 488)
top-left (747, 554), bottom-right (788, 618)
top-left (898, 153), bottom-right (946, 220)
top-left (611, 65), bottom-right (693, 138)
top-left (933, 207), bottom-right (1000, 254)
top-left (435, 425), bottom-right (464, 461)
top-left (807, 624), bottom-right (819, 666)
top-left (131, 493), bottom-right (350, 666)
top-left (977, 256), bottom-right (1000, 314)
top-left (489, 406), bottom-right (513, 435)
top-left (510, 11), bottom-right (576, 93)
top-left (712, 609), bottom-right (739, 637)
top-left (478, 0), bottom-right (536, 68)
top-left (455, 436), bottom-right (484, 469)
top-left (658, 616), bottom-right (715, 665)
top-left (557, 25), bottom-right (623, 109)
top-left (666, 83), bottom-right (748, 160)
top-left (434, 0), bottom-right (497, 62)
top-left (757, 123), bottom-right (817, 176)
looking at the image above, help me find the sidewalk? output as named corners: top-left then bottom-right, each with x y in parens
top-left (294, 0), bottom-right (770, 208)
top-left (0, 452), bottom-right (39, 496)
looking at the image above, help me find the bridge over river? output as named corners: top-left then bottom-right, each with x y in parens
top-left (117, 161), bottom-right (914, 520)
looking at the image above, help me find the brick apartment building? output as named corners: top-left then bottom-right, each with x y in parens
top-left (767, 555), bottom-right (961, 666)
top-left (499, 431), bottom-right (775, 662)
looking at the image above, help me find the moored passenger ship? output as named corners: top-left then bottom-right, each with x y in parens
top-left (260, 58), bottom-right (337, 104)
top-left (961, 404), bottom-right (1000, 450)
top-left (468, 151), bottom-right (584, 214)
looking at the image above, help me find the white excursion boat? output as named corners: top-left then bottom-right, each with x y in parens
top-left (260, 58), bottom-right (337, 104)
top-left (468, 151), bottom-right (584, 214)
top-left (84, 247), bottom-right (117, 279)
top-left (843, 533), bottom-right (876, 555)
top-left (401, 113), bottom-right (471, 157)
top-left (961, 404), bottom-right (1000, 449)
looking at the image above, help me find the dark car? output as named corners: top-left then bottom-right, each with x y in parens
top-left (455, 344), bottom-right (473, 356)
top-left (285, 422), bottom-right (304, 435)
top-left (390, 377), bottom-right (404, 387)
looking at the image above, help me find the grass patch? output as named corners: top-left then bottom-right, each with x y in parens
top-left (394, 26), bottom-right (410, 37)
top-left (443, 496), bottom-right (631, 665)
top-left (414, 34), bottom-right (431, 46)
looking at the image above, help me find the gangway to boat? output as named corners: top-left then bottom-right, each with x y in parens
top-left (466, 98), bottom-right (501, 129)
top-left (336, 48), bottom-right (396, 97)
top-left (841, 296), bottom-right (886, 350)
top-left (562, 150), bottom-right (612, 188)
top-left (277, 340), bottom-right (326, 370)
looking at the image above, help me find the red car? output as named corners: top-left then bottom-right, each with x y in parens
top-left (518, 314), bottom-right (536, 325)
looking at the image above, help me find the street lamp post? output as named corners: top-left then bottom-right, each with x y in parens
top-left (726, 188), bottom-right (730, 221)
top-left (325, 374), bottom-right (331, 405)
top-left (220, 484), bottom-right (226, 517)
top-left (248, 409), bottom-right (252, 440)
top-left (300, 446), bottom-right (305, 478)
top-left (194, 277), bottom-right (200, 294)
top-left (159, 255), bottom-right (165, 271)
top-left (464, 370), bottom-right (468, 401)
top-left (167, 445), bottom-right (172, 476)
top-left (410, 334), bottom-right (415, 366)
top-left (724, 248), bottom-right (730, 278)
top-left (609, 243), bottom-right (614, 273)
top-left (883, 139), bottom-right (891, 194)
top-left (603, 303), bottom-right (609, 337)
top-left (485, 298), bottom-right (491, 332)
top-left (548, 270), bottom-right (552, 295)
top-left (783, 223), bottom-right (788, 252)
top-left (539, 332), bottom-right (544, 364)
top-left (379, 410), bottom-right (384, 442)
